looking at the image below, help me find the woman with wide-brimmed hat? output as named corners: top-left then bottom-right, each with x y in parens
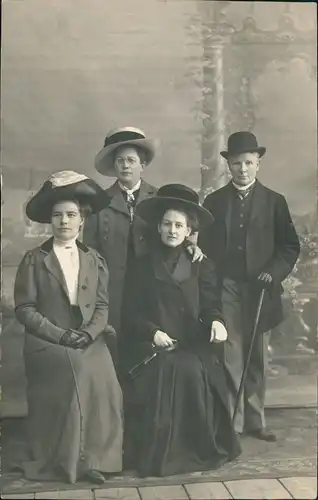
top-left (124, 184), bottom-right (241, 477)
top-left (83, 127), bottom-right (204, 375)
top-left (14, 171), bottom-right (123, 484)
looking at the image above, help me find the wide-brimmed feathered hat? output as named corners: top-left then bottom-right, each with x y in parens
top-left (95, 126), bottom-right (157, 177)
top-left (220, 131), bottom-right (266, 159)
top-left (26, 170), bottom-right (109, 223)
top-left (136, 184), bottom-right (214, 227)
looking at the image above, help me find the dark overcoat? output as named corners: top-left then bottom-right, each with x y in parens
top-left (199, 180), bottom-right (300, 331)
top-left (128, 248), bottom-right (228, 404)
top-left (125, 246), bottom-right (241, 476)
top-left (83, 180), bottom-right (157, 334)
top-left (14, 238), bottom-right (123, 483)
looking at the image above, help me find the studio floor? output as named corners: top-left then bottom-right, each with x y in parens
top-left (1, 408), bottom-right (317, 499)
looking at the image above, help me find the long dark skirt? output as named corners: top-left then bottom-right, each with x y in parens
top-left (127, 343), bottom-right (241, 477)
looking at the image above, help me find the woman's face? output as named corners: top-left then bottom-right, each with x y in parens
top-left (158, 209), bottom-right (191, 248)
top-left (51, 200), bottom-right (83, 241)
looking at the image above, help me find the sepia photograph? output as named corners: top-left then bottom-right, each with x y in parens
top-left (0, 1), bottom-right (317, 499)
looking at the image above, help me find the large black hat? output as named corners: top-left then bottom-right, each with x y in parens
top-left (136, 184), bottom-right (214, 227)
top-left (26, 170), bottom-right (109, 224)
top-left (95, 127), bottom-right (157, 177)
top-left (220, 131), bottom-right (266, 159)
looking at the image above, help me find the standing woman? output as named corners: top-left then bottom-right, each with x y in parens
top-left (126, 184), bottom-right (241, 477)
top-left (14, 171), bottom-right (123, 484)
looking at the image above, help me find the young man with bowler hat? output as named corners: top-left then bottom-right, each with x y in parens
top-left (199, 131), bottom-right (300, 441)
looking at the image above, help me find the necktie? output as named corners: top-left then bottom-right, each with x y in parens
top-left (235, 185), bottom-right (254, 200)
top-left (126, 192), bottom-right (135, 222)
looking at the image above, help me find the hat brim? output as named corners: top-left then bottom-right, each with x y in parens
top-left (26, 179), bottom-right (109, 224)
top-left (220, 146), bottom-right (266, 159)
top-left (136, 196), bottom-right (214, 228)
top-left (95, 138), bottom-right (157, 177)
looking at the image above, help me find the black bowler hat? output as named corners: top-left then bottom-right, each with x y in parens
top-left (220, 131), bottom-right (266, 159)
top-left (26, 170), bottom-right (109, 224)
top-left (136, 184), bottom-right (214, 227)
top-left (95, 126), bottom-right (157, 177)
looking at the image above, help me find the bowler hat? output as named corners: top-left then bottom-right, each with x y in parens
top-left (26, 170), bottom-right (109, 224)
top-left (136, 184), bottom-right (214, 227)
top-left (95, 127), bottom-right (157, 177)
top-left (220, 131), bottom-right (266, 159)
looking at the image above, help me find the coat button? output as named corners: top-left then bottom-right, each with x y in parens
top-left (85, 304), bottom-right (90, 308)
top-left (82, 284), bottom-right (87, 290)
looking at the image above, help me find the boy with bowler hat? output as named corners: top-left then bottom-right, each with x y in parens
top-left (199, 131), bottom-right (300, 441)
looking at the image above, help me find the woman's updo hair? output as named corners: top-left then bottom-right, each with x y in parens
top-left (157, 201), bottom-right (200, 234)
top-left (51, 198), bottom-right (93, 218)
top-left (112, 144), bottom-right (147, 164)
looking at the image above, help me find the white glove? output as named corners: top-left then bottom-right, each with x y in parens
top-left (153, 330), bottom-right (176, 347)
top-left (210, 321), bottom-right (228, 343)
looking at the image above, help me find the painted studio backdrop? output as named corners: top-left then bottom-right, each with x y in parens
top-left (1, 0), bottom-right (317, 417)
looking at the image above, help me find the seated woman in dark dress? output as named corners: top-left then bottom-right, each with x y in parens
top-left (125, 184), bottom-right (241, 478)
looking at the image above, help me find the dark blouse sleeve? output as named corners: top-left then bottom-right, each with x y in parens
top-left (198, 256), bottom-right (225, 329)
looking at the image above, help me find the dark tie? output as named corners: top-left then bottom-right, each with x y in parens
top-left (234, 185), bottom-right (254, 200)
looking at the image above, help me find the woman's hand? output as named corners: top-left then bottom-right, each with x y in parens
top-left (74, 332), bottom-right (92, 349)
top-left (210, 321), bottom-right (228, 343)
top-left (186, 243), bottom-right (206, 263)
top-left (153, 330), bottom-right (176, 348)
top-left (59, 330), bottom-right (91, 349)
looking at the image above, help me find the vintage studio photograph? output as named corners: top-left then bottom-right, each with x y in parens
top-left (0, 1), bottom-right (317, 499)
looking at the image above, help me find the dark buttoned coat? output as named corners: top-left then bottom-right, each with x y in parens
top-left (199, 180), bottom-right (300, 332)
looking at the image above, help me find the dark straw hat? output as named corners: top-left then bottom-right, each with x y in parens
top-left (95, 126), bottom-right (157, 177)
top-left (136, 184), bottom-right (214, 227)
top-left (220, 131), bottom-right (266, 159)
top-left (26, 170), bottom-right (109, 224)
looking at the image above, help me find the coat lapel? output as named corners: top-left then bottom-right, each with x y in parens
top-left (152, 249), bottom-right (176, 286)
top-left (246, 181), bottom-right (268, 249)
top-left (136, 180), bottom-right (157, 203)
top-left (77, 244), bottom-right (98, 316)
top-left (220, 183), bottom-right (233, 253)
top-left (172, 250), bottom-right (192, 284)
top-left (42, 239), bottom-right (70, 300)
top-left (153, 248), bottom-right (192, 285)
top-left (106, 181), bottom-right (130, 216)
top-left (106, 180), bottom-right (156, 217)
top-left (248, 181), bottom-right (268, 224)
top-left (77, 246), bottom-right (95, 294)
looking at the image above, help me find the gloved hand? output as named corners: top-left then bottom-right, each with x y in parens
top-left (74, 331), bottom-right (92, 349)
top-left (59, 330), bottom-right (91, 349)
top-left (210, 321), bottom-right (228, 343)
top-left (153, 330), bottom-right (176, 348)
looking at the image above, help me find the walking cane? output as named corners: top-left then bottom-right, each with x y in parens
top-left (232, 288), bottom-right (266, 426)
